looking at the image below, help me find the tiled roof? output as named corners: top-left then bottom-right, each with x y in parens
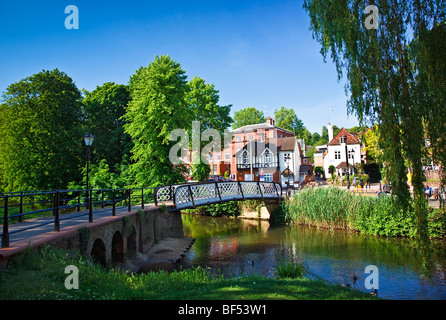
top-left (275, 136), bottom-right (297, 151)
top-left (234, 137), bottom-right (298, 157)
top-left (328, 127), bottom-right (360, 146)
top-left (336, 161), bottom-right (355, 168)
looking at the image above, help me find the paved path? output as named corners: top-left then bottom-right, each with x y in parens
top-left (1, 202), bottom-right (157, 249)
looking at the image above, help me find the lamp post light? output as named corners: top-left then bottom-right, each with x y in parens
top-left (84, 131), bottom-right (94, 197)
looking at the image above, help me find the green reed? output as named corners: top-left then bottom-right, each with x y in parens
top-left (284, 187), bottom-right (445, 238)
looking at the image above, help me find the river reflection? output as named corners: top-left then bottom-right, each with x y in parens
top-left (180, 213), bottom-right (446, 300)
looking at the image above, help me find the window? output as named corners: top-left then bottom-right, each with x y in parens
top-left (264, 174), bottom-right (273, 182)
top-left (242, 151), bottom-right (249, 164)
top-left (340, 136), bottom-right (347, 143)
top-left (264, 149), bottom-right (272, 163)
top-left (217, 153), bottom-right (221, 161)
top-left (248, 134), bottom-right (254, 141)
top-left (348, 150), bottom-right (354, 159)
top-left (259, 133), bottom-right (266, 141)
top-left (335, 151), bottom-right (341, 160)
top-left (283, 153), bottom-right (291, 162)
top-left (209, 153), bottom-right (213, 161)
top-left (225, 152), bottom-right (230, 160)
top-left (236, 136), bottom-right (241, 141)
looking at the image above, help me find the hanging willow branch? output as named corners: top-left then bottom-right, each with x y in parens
top-left (303, 0), bottom-right (445, 276)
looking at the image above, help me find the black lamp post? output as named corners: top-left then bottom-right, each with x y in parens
top-left (84, 131), bottom-right (94, 192)
top-left (342, 135), bottom-right (350, 190)
top-left (284, 154), bottom-right (291, 195)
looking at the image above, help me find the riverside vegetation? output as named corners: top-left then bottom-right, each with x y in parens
top-left (281, 187), bottom-right (445, 239)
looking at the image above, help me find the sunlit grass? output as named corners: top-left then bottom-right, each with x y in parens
top-left (0, 247), bottom-right (379, 300)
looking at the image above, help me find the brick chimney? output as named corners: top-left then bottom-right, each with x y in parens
top-left (327, 122), bottom-right (333, 142)
top-left (266, 116), bottom-right (275, 126)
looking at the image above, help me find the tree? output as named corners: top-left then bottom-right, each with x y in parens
top-left (187, 76), bottom-right (232, 133)
top-left (124, 55), bottom-right (192, 187)
top-left (362, 125), bottom-right (383, 165)
top-left (0, 69), bottom-right (83, 191)
top-left (310, 132), bottom-right (321, 146)
top-left (232, 107), bottom-right (265, 129)
top-left (274, 106), bottom-right (306, 137)
top-left (412, 22), bottom-right (446, 203)
top-left (82, 82), bottom-right (132, 172)
top-left (186, 76), bottom-right (233, 177)
top-left (303, 0), bottom-right (445, 273)
top-left (191, 161), bottom-right (211, 182)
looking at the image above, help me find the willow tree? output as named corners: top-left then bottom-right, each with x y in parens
top-left (303, 0), bottom-right (445, 273)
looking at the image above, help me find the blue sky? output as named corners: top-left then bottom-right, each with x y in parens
top-left (0, 0), bottom-right (360, 134)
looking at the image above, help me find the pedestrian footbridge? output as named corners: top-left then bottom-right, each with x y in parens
top-left (155, 181), bottom-right (282, 210)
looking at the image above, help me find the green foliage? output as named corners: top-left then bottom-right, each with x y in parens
top-left (276, 260), bottom-right (308, 279)
top-left (232, 107), bottom-right (265, 129)
top-left (184, 200), bottom-right (240, 217)
top-left (284, 187), bottom-right (445, 239)
top-left (273, 106), bottom-right (306, 136)
top-left (122, 215), bottom-right (134, 237)
top-left (82, 82), bottom-right (132, 170)
top-left (191, 160), bottom-right (211, 182)
top-left (186, 76), bottom-right (232, 135)
top-left (124, 55), bottom-right (191, 187)
top-left (303, 0), bottom-right (445, 271)
top-left (68, 159), bottom-right (129, 190)
top-left (0, 69), bottom-right (83, 191)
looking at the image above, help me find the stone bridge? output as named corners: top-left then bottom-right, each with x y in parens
top-left (0, 181), bottom-right (282, 268)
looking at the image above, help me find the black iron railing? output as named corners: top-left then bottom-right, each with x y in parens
top-left (1, 181), bottom-right (284, 248)
top-left (0, 187), bottom-right (155, 248)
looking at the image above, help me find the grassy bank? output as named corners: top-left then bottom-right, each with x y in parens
top-left (0, 247), bottom-right (378, 300)
top-left (282, 187), bottom-right (445, 238)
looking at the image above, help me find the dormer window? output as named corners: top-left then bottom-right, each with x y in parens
top-left (241, 150), bottom-right (250, 164)
top-left (264, 149), bottom-right (272, 163)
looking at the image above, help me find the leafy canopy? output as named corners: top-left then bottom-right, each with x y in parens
top-left (125, 55), bottom-right (192, 187)
top-left (0, 69), bottom-right (83, 191)
top-left (232, 107), bottom-right (265, 129)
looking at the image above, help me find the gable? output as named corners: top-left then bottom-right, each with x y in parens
top-left (328, 127), bottom-right (360, 146)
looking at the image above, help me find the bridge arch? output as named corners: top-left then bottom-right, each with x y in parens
top-left (91, 238), bottom-right (107, 267)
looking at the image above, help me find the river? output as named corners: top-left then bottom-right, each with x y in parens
top-left (179, 213), bottom-right (446, 300)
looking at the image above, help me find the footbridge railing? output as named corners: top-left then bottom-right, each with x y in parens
top-left (155, 181), bottom-right (282, 210)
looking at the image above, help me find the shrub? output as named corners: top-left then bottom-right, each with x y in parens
top-left (276, 260), bottom-right (308, 279)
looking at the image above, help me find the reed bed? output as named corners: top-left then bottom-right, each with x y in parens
top-left (284, 186), bottom-right (445, 238)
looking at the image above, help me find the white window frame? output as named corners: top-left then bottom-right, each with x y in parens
top-left (261, 148), bottom-right (273, 164)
